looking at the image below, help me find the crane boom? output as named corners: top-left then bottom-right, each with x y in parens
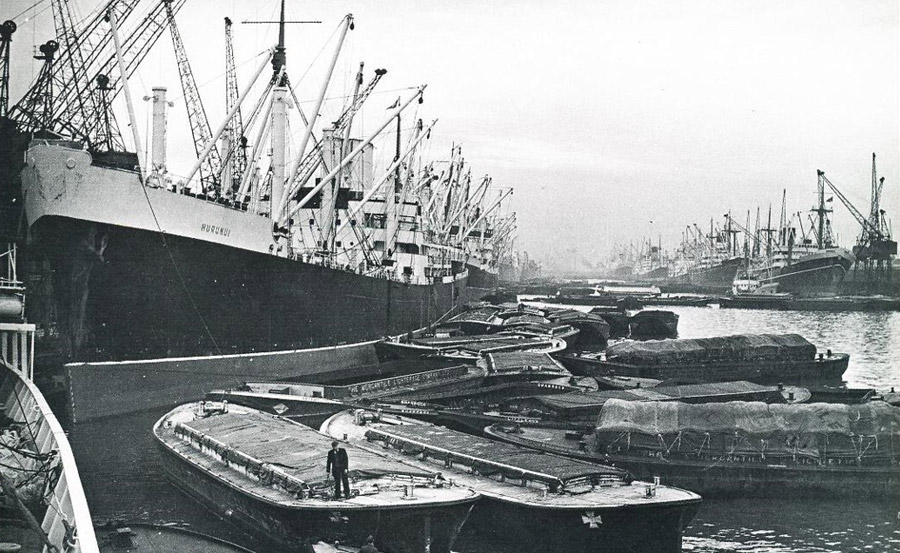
top-left (224, 17), bottom-right (246, 195)
top-left (165, 0), bottom-right (221, 193)
top-left (0, 21), bottom-right (14, 118)
top-left (8, 0), bottom-right (143, 145)
top-left (819, 170), bottom-right (881, 240)
top-left (286, 68), bottom-right (387, 195)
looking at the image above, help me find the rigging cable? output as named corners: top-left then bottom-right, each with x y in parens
top-left (135, 181), bottom-right (224, 357)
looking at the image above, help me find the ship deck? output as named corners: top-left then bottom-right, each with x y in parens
top-left (322, 411), bottom-right (701, 510)
top-left (155, 404), bottom-right (478, 510)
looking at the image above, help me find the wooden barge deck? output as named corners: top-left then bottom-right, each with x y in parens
top-left (153, 403), bottom-right (478, 553)
top-left (322, 411), bottom-right (701, 553)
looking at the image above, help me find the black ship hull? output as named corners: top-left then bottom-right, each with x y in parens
top-left (464, 263), bottom-right (499, 300)
top-left (25, 215), bottom-right (465, 364)
top-left (666, 258), bottom-right (744, 289)
top-left (753, 249), bottom-right (856, 295)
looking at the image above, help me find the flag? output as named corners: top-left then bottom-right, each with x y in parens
top-left (826, 196), bottom-right (834, 202)
top-left (387, 96), bottom-right (401, 109)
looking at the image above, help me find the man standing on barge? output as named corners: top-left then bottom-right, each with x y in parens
top-left (327, 440), bottom-right (351, 499)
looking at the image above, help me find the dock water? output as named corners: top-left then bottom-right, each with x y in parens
top-left (57, 304), bottom-right (900, 552)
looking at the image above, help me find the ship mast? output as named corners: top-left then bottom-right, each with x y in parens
top-left (815, 169), bottom-right (833, 249)
top-left (382, 108), bottom-right (402, 264)
top-left (270, 0), bottom-right (291, 231)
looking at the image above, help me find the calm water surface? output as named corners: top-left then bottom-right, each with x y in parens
top-left (70, 306), bottom-right (900, 552)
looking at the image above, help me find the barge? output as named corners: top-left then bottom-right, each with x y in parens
top-left (374, 332), bottom-right (567, 362)
top-left (487, 399), bottom-right (900, 498)
top-left (322, 410), bottom-right (701, 553)
top-left (559, 333), bottom-right (848, 384)
top-left (153, 402), bottom-right (479, 553)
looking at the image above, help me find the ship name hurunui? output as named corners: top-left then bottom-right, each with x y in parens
top-left (200, 223), bottom-right (231, 237)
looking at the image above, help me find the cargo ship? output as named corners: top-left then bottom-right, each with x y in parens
top-left (741, 172), bottom-right (856, 295)
top-left (1, 2), bottom-right (514, 373)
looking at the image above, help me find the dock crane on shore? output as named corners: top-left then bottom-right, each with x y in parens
top-left (223, 17), bottom-right (247, 197)
top-left (9, 0), bottom-right (186, 151)
top-left (165, 0), bottom-right (222, 195)
top-left (0, 20), bottom-right (15, 118)
top-left (819, 156), bottom-right (896, 291)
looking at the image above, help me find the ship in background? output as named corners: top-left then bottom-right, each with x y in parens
top-left (412, 146), bottom-right (515, 294)
top-left (665, 217), bottom-right (745, 291)
top-left (0, 1), bottom-right (513, 370)
top-left (739, 172), bottom-right (855, 296)
top-left (632, 237), bottom-right (669, 281)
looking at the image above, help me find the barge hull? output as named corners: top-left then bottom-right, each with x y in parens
top-left (486, 427), bottom-right (898, 499)
top-left (562, 356), bottom-right (848, 384)
top-left (157, 438), bottom-right (473, 553)
top-left (469, 496), bottom-right (698, 553)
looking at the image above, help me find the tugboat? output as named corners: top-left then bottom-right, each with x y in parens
top-left (154, 402), bottom-right (479, 553)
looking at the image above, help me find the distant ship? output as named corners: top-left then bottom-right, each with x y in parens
top-left (1, 2), bottom-right (514, 368)
top-left (742, 172), bottom-right (855, 295)
top-left (667, 255), bottom-right (744, 289)
top-left (666, 219), bottom-right (745, 290)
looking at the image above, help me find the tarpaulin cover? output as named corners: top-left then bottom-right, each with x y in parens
top-left (535, 381), bottom-right (776, 416)
top-left (594, 399), bottom-right (900, 461)
top-left (369, 424), bottom-right (626, 484)
top-left (503, 314), bottom-right (551, 326)
top-left (184, 410), bottom-right (434, 484)
top-left (605, 334), bottom-right (816, 366)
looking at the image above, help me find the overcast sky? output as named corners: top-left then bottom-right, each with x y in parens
top-left (5, 0), bottom-right (898, 269)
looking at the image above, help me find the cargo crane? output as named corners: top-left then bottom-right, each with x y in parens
top-left (724, 212), bottom-right (758, 254)
top-left (29, 40), bottom-right (59, 132)
top-left (223, 17), bottom-right (246, 196)
top-left (285, 66), bottom-right (388, 201)
top-left (165, 0), bottom-right (221, 194)
top-left (0, 20), bottom-right (15, 118)
top-left (82, 0), bottom-right (188, 147)
top-left (8, 0), bottom-right (185, 151)
top-left (48, 0), bottom-right (105, 144)
top-left (820, 156), bottom-right (896, 291)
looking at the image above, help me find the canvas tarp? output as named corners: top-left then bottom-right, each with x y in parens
top-left (594, 399), bottom-right (900, 462)
top-left (604, 334), bottom-right (816, 366)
